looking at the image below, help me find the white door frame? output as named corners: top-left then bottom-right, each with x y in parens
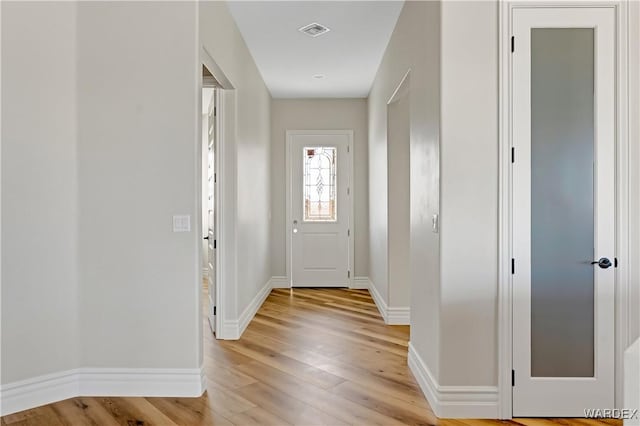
top-left (200, 46), bottom-right (235, 339)
top-left (285, 130), bottom-right (355, 288)
top-left (497, 1), bottom-right (633, 418)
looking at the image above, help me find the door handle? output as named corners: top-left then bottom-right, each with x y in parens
top-left (204, 236), bottom-right (209, 240)
top-left (590, 257), bottom-right (612, 269)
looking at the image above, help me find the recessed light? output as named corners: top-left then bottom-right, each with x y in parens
top-left (299, 22), bottom-right (331, 38)
top-left (313, 74), bottom-right (325, 79)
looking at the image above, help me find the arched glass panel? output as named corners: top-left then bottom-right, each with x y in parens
top-left (303, 146), bottom-right (337, 222)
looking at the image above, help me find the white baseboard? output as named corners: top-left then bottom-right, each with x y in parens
top-left (218, 279), bottom-right (272, 340)
top-left (352, 276), bottom-right (370, 289)
top-left (218, 319), bottom-right (240, 340)
top-left (0, 367), bottom-right (205, 417)
top-left (0, 369), bottom-right (78, 417)
top-left (368, 278), bottom-right (388, 322)
top-left (269, 276), bottom-right (290, 289)
top-left (408, 342), bottom-right (498, 418)
top-left (387, 306), bottom-right (410, 325)
top-left (367, 279), bottom-right (410, 325)
top-left (78, 368), bottom-right (206, 397)
top-left (237, 279), bottom-right (272, 338)
top-left (270, 276), bottom-right (371, 290)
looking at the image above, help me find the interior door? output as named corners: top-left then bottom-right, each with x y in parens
top-left (289, 132), bottom-right (351, 287)
top-left (207, 89), bottom-right (217, 333)
top-left (512, 7), bottom-right (616, 416)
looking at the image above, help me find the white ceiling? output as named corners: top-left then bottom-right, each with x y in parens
top-left (227, 1), bottom-right (404, 99)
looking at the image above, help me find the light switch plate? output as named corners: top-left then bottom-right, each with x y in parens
top-left (173, 215), bottom-right (191, 232)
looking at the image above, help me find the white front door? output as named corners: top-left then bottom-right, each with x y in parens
top-left (512, 7), bottom-right (616, 416)
top-left (288, 131), bottom-right (352, 287)
top-left (207, 89), bottom-right (217, 333)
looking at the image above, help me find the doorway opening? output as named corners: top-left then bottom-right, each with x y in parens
top-left (386, 71), bottom-right (411, 322)
top-left (201, 65), bottom-right (220, 335)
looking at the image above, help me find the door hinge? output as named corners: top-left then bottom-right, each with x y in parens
top-left (511, 147), bottom-right (515, 163)
top-left (213, 306), bottom-right (217, 315)
top-left (214, 106), bottom-right (217, 116)
top-left (214, 173), bottom-right (217, 183)
top-left (614, 257), bottom-right (618, 268)
top-left (512, 369), bottom-right (515, 386)
top-left (511, 36), bottom-right (515, 53)
top-left (511, 258), bottom-right (515, 274)
top-left (347, 229), bottom-right (350, 237)
top-left (347, 145), bottom-right (350, 153)
top-left (348, 270), bottom-right (351, 279)
top-left (214, 239), bottom-right (217, 249)
top-left (347, 187), bottom-right (350, 196)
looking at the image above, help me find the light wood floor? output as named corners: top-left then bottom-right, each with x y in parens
top-left (1, 287), bottom-right (622, 426)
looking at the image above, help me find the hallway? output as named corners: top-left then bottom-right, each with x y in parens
top-left (1, 288), bottom-right (625, 425)
top-left (2, 288), bottom-right (434, 425)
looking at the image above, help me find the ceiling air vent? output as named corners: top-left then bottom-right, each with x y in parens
top-left (298, 22), bottom-right (330, 38)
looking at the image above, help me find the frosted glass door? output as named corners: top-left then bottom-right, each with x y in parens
top-left (530, 28), bottom-right (595, 379)
top-left (512, 7), bottom-right (616, 417)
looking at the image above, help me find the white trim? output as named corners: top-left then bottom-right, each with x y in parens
top-left (201, 48), bottom-right (235, 341)
top-left (78, 368), bottom-right (205, 397)
top-left (387, 307), bottom-right (410, 325)
top-left (219, 320), bottom-right (240, 341)
top-left (211, 87), bottom-right (221, 336)
top-left (215, 89), bottom-right (237, 340)
top-left (614, 0), bottom-right (632, 409)
top-left (0, 367), bottom-right (206, 417)
top-left (0, 370), bottom-right (78, 417)
top-left (368, 278), bottom-right (388, 323)
top-left (270, 276), bottom-right (291, 289)
top-left (497, 1), bottom-right (513, 418)
top-left (387, 68), bottom-right (411, 105)
top-left (285, 130), bottom-right (355, 288)
top-left (201, 46), bottom-right (234, 90)
top-left (238, 279), bottom-right (271, 338)
top-left (624, 338), bottom-right (640, 425)
top-left (219, 279), bottom-right (272, 340)
top-left (352, 276), bottom-right (370, 290)
top-left (408, 343), bottom-right (499, 419)
top-left (368, 278), bottom-right (409, 325)
top-left (628, 0), bottom-right (640, 363)
top-left (498, 1), bottom-right (633, 418)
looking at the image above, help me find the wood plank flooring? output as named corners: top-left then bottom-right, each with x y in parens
top-left (1, 287), bottom-right (622, 426)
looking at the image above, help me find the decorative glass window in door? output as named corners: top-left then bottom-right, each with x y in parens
top-left (303, 146), bottom-right (337, 221)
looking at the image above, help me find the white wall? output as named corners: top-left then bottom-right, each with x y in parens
top-left (77, 1), bottom-right (201, 369)
top-left (439, 0), bottom-right (498, 386)
top-left (368, 0), bottom-right (441, 372)
top-left (270, 99), bottom-right (368, 278)
top-left (199, 2), bottom-right (272, 322)
top-left (1, 1), bottom-right (79, 384)
top-left (387, 87), bottom-right (411, 308)
top-left (2, 0), bottom-right (272, 399)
